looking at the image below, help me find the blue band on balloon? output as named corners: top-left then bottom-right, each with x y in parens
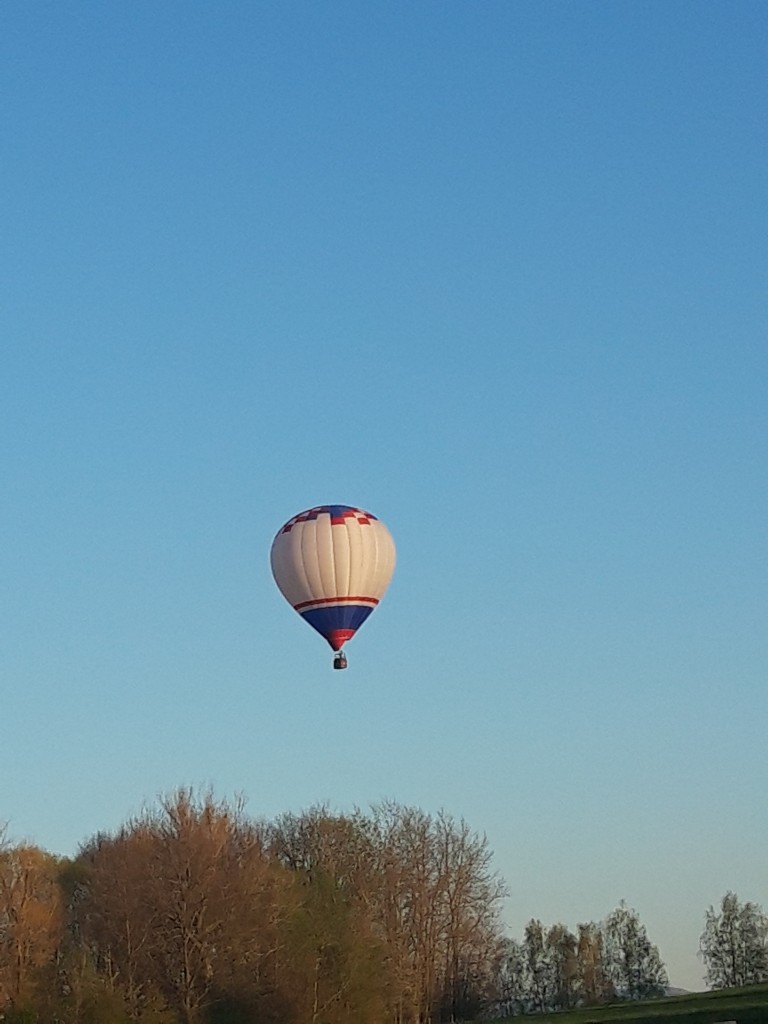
top-left (300, 603), bottom-right (374, 639)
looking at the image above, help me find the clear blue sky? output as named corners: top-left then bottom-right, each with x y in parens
top-left (1, 0), bottom-right (766, 992)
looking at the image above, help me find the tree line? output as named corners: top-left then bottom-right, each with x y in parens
top-left (0, 789), bottom-right (765, 1023)
top-left (492, 903), bottom-right (668, 1016)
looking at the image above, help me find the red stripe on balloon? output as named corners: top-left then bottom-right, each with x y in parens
top-left (293, 596), bottom-right (380, 611)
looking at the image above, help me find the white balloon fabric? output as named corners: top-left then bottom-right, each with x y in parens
top-left (270, 505), bottom-right (396, 652)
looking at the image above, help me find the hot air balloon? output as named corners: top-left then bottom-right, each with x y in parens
top-left (270, 505), bottom-right (396, 669)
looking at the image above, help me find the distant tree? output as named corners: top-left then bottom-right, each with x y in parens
top-left (603, 901), bottom-right (667, 1000)
top-left (575, 921), bottom-right (614, 1006)
top-left (521, 919), bottom-right (551, 1013)
top-left (517, 920), bottom-right (578, 1013)
top-left (700, 892), bottom-right (768, 989)
top-left (489, 937), bottom-right (526, 1017)
top-left (546, 923), bottom-right (578, 1010)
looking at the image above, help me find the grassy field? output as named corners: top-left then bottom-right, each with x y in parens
top-left (485, 983), bottom-right (768, 1023)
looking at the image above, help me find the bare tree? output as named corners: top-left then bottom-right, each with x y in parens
top-left (78, 788), bottom-right (285, 1024)
top-left (270, 803), bottom-right (506, 1024)
top-left (77, 824), bottom-right (169, 1019)
top-left (369, 802), bottom-right (505, 1024)
top-left (273, 803), bottom-right (439, 1024)
top-left (434, 812), bottom-right (506, 1021)
top-left (0, 796), bottom-right (509, 1022)
top-left (0, 840), bottom-right (63, 1010)
top-left (145, 788), bottom-right (283, 1024)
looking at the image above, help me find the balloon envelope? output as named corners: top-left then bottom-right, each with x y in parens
top-left (270, 505), bottom-right (396, 651)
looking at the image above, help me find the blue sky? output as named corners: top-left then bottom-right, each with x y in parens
top-left (1, 0), bottom-right (766, 992)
